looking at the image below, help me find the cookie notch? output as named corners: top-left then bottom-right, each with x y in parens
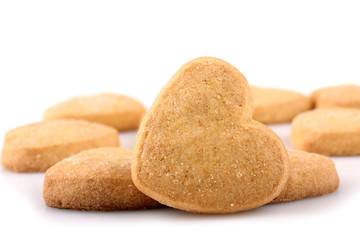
top-left (132, 57), bottom-right (289, 213)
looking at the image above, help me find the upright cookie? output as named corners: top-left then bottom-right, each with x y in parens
top-left (272, 150), bottom-right (339, 203)
top-left (311, 84), bottom-right (360, 109)
top-left (251, 86), bottom-right (313, 124)
top-left (44, 93), bottom-right (146, 131)
top-left (1, 119), bottom-right (119, 172)
top-left (43, 147), bottom-right (161, 210)
top-left (132, 57), bottom-right (289, 213)
top-left (291, 108), bottom-right (360, 155)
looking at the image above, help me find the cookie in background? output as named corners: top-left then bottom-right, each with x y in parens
top-left (43, 93), bottom-right (146, 131)
top-left (43, 147), bottom-right (161, 211)
top-left (251, 86), bottom-right (313, 124)
top-left (272, 150), bottom-right (339, 203)
top-left (1, 119), bottom-right (120, 172)
top-left (311, 84), bottom-right (360, 109)
top-left (291, 108), bottom-right (360, 156)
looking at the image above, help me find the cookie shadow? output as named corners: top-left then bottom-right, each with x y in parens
top-left (118, 130), bottom-right (138, 149)
top-left (267, 123), bottom-right (292, 149)
top-left (0, 167), bottom-right (45, 209)
top-left (158, 190), bottom-right (343, 220)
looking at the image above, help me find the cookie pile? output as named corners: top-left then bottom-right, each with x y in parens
top-left (3, 56), bottom-right (359, 213)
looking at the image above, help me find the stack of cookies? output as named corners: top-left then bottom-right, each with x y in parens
top-left (2, 57), bottom-right (359, 213)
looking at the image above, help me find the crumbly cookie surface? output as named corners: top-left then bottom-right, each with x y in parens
top-left (1, 119), bottom-right (120, 172)
top-left (291, 108), bottom-right (360, 155)
top-left (272, 150), bottom-right (339, 203)
top-left (132, 57), bottom-right (289, 213)
top-left (251, 86), bottom-right (313, 124)
top-left (44, 93), bottom-right (146, 131)
top-left (311, 84), bottom-right (360, 109)
top-left (43, 147), bottom-right (161, 210)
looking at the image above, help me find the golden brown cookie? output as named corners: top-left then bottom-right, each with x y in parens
top-left (43, 93), bottom-right (146, 131)
top-left (272, 150), bottom-right (339, 203)
top-left (132, 57), bottom-right (289, 214)
top-left (1, 119), bottom-right (120, 172)
top-left (251, 86), bottom-right (313, 124)
top-left (291, 108), bottom-right (360, 156)
top-left (311, 84), bottom-right (360, 109)
top-left (43, 147), bottom-right (161, 210)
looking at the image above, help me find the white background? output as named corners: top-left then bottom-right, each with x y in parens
top-left (0, 0), bottom-right (359, 239)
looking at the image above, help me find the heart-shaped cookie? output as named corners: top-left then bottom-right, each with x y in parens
top-left (132, 57), bottom-right (289, 213)
top-left (43, 147), bottom-right (161, 210)
top-left (271, 150), bottom-right (339, 203)
top-left (43, 93), bottom-right (146, 131)
top-left (251, 86), bottom-right (313, 124)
